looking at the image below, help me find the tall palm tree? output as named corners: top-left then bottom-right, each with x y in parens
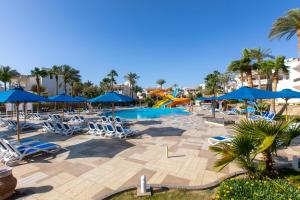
top-left (48, 65), bottom-right (60, 95)
top-left (270, 56), bottom-right (289, 112)
top-left (228, 60), bottom-right (246, 87)
top-left (204, 70), bottom-right (221, 118)
top-left (69, 69), bottom-right (81, 96)
top-left (107, 70), bottom-right (118, 91)
top-left (0, 66), bottom-right (19, 91)
top-left (156, 79), bottom-right (166, 89)
top-left (59, 65), bottom-right (80, 95)
top-left (124, 72), bottom-right (140, 97)
top-left (59, 65), bottom-right (72, 94)
top-left (218, 72), bottom-right (234, 93)
top-left (30, 67), bottom-right (48, 95)
top-left (269, 9), bottom-right (300, 56)
top-left (210, 119), bottom-right (300, 177)
top-left (249, 48), bottom-right (274, 89)
top-left (242, 48), bottom-right (255, 88)
top-left (100, 77), bottom-right (111, 92)
top-left (260, 60), bottom-right (274, 91)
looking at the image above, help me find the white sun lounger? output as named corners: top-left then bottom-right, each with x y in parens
top-left (114, 125), bottom-right (136, 138)
top-left (0, 139), bottom-right (61, 166)
top-left (208, 135), bottom-right (234, 146)
top-left (103, 123), bottom-right (115, 138)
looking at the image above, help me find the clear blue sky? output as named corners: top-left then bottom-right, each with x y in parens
top-left (0, 0), bottom-right (298, 88)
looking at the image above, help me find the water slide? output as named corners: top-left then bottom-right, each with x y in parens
top-left (150, 89), bottom-right (190, 108)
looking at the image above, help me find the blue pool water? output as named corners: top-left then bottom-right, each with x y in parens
top-left (104, 108), bottom-right (190, 119)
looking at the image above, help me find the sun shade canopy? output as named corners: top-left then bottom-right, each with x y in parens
top-left (217, 87), bottom-right (278, 100)
top-left (48, 94), bottom-right (80, 102)
top-left (88, 92), bottom-right (135, 103)
top-left (0, 88), bottom-right (49, 103)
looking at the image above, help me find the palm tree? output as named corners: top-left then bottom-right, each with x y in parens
top-left (124, 72), bottom-right (140, 97)
top-left (59, 65), bottom-right (80, 94)
top-left (0, 66), bottom-right (19, 90)
top-left (30, 67), bottom-right (48, 95)
top-left (210, 119), bottom-right (300, 178)
top-left (270, 56), bottom-right (289, 112)
top-left (59, 65), bottom-right (72, 94)
top-left (107, 70), bottom-right (118, 91)
top-left (260, 60), bottom-right (274, 91)
top-left (156, 79), bottom-right (166, 89)
top-left (242, 49), bottom-right (256, 88)
top-left (69, 68), bottom-right (81, 96)
top-left (48, 65), bottom-right (60, 95)
top-left (228, 60), bottom-right (246, 87)
top-left (249, 48), bottom-right (274, 89)
top-left (100, 77), bottom-right (111, 92)
top-left (269, 9), bottom-right (300, 56)
top-left (218, 72), bottom-right (234, 93)
top-left (204, 70), bottom-right (221, 118)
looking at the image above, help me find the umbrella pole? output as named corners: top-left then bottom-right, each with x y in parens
top-left (24, 103), bottom-right (26, 123)
top-left (16, 102), bottom-right (20, 142)
top-left (285, 98), bottom-right (288, 121)
top-left (112, 102), bottom-right (115, 118)
top-left (244, 100), bottom-right (248, 118)
top-left (62, 102), bottom-right (65, 123)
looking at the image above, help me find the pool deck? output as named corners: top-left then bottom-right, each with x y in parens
top-left (1, 108), bottom-right (300, 199)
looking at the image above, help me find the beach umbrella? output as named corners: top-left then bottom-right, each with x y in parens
top-left (0, 88), bottom-right (48, 141)
top-left (48, 94), bottom-right (80, 121)
top-left (275, 89), bottom-right (300, 120)
top-left (197, 96), bottom-right (218, 101)
top-left (74, 96), bottom-right (89, 114)
top-left (218, 87), bottom-right (278, 117)
top-left (88, 92), bottom-right (135, 118)
top-left (74, 96), bottom-right (88, 102)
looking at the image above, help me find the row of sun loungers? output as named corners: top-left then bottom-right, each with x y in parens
top-left (248, 111), bottom-right (276, 122)
top-left (0, 138), bottom-right (61, 166)
top-left (42, 122), bottom-right (82, 136)
top-left (88, 122), bottom-right (136, 138)
top-left (20, 113), bottom-right (44, 120)
top-left (47, 114), bottom-right (62, 122)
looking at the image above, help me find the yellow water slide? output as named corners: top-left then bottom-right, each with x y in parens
top-left (149, 89), bottom-right (190, 108)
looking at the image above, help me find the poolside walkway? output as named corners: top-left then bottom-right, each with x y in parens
top-left (2, 111), bottom-right (299, 199)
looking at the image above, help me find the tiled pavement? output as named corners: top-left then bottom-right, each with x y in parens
top-left (2, 111), bottom-right (299, 199)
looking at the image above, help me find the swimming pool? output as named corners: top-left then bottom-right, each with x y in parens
top-left (104, 108), bottom-right (190, 119)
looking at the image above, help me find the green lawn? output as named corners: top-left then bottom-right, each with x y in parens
top-left (279, 168), bottom-right (300, 188)
top-left (111, 189), bottom-right (214, 200)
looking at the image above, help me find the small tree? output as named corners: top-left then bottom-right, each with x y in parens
top-left (156, 79), bottom-right (166, 89)
top-left (204, 70), bottom-right (221, 118)
top-left (107, 70), bottom-right (118, 91)
top-left (0, 66), bottom-right (20, 91)
top-left (210, 119), bottom-right (300, 178)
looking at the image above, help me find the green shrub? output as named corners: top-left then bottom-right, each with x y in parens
top-left (144, 97), bottom-right (155, 107)
top-left (216, 178), bottom-right (300, 200)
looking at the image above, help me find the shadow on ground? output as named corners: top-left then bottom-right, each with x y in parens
top-left (134, 120), bottom-right (162, 126)
top-left (138, 127), bottom-right (185, 137)
top-left (9, 185), bottom-right (53, 199)
top-left (65, 138), bottom-right (135, 159)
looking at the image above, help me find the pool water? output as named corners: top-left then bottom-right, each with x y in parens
top-left (104, 108), bottom-right (190, 119)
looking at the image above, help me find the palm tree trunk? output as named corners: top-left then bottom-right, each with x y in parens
top-left (4, 82), bottom-right (7, 91)
top-left (55, 77), bottom-right (58, 95)
top-left (240, 72), bottom-right (244, 87)
top-left (246, 70), bottom-right (254, 88)
top-left (257, 70), bottom-right (261, 89)
top-left (297, 30), bottom-right (300, 57)
top-left (271, 72), bottom-right (278, 113)
top-left (64, 81), bottom-right (67, 94)
top-left (263, 152), bottom-right (276, 177)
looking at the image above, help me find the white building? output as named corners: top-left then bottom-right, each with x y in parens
top-left (113, 81), bottom-right (137, 98)
top-left (233, 58), bottom-right (300, 103)
top-left (11, 74), bottom-right (71, 96)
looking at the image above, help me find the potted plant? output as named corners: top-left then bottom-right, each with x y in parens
top-left (0, 167), bottom-right (17, 200)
